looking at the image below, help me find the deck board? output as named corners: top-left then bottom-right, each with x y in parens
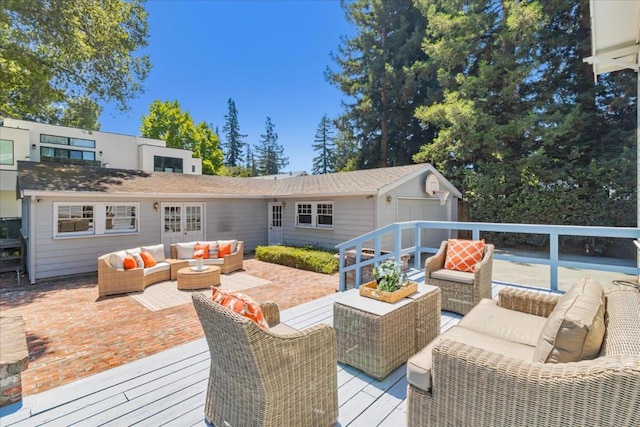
top-left (1, 282), bottom-right (517, 427)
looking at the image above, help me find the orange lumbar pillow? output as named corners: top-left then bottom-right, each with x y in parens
top-left (211, 288), bottom-right (269, 330)
top-left (444, 239), bottom-right (485, 272)
top-left (140, 251), bottom-right (157, 268)
top-left (194, 244), bottom-right (210, 259)
top-left (123, 254), bottom-right (137, 270)
top-left (218, 243), bottom-right (231, 258)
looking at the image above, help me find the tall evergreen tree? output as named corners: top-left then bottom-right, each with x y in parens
top-left (221, 98), bottom-right (246, 167)
top-left (255, 117), bottom-right (288, 175)
top-left (326, 0), bottom-right (437, 168)
top-left (311, 114), bottom-right (336, 174)
top-left (412, 0), bottom-right (636, 248)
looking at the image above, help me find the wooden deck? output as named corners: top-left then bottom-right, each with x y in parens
top-left (1, 272), bottom-right (520, 427)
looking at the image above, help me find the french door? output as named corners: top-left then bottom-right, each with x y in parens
top-left (161, 203), bottom-right (205, 247)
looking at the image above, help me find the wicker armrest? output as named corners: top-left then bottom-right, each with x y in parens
top-left (260, 301), bottom-right (280, 327)
top-left (427, 339), bottom-right (640, 425)
top-left (425, 241), bottom-right (448, 273)
top-left (498, 288), bottom-right (560, 317)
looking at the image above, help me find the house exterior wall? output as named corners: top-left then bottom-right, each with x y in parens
top-left (138, 144), bottom-right (201, 175)
top-left (376, 170), bottom-right (458, 250)
top-left (0, 126), bottom-right (29, 218)
top-left (280, 196), bottom-right (376, 250)
top-left (26, 195), bottom-right (267, 282)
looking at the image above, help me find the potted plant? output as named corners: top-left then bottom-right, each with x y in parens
top-left (359, 259), bottom-right (417, 303)
top-left (373, 259), bottom-right (407, 292)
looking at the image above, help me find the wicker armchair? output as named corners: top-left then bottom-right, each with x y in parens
top-left (407, 287), bottom-right (640, 427)
top-left (191, 293), bottom-right (338, 427)
top-left (424, 241), bottom-right (494, 314)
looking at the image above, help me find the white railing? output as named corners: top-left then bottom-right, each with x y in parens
top-left (335, 221), bottom-right (640, 292)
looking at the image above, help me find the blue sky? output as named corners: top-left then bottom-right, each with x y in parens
top-left (99, 0), bottom-right (354, 173)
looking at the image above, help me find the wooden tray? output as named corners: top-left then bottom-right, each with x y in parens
top-left (359, 280), bottom-right (418, 303)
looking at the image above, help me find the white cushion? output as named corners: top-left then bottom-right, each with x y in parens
top-left (109, 250), bottom-right (127, 269)
top-left (430, 268), bottom-right (474, 285)
top-left (125, 248), bottom-right (144, 268)
top-left (143, 261), bottom-right (169, 276)
top-left (458, 299), bottom-right (548, 347)
top-left (176, 242), bottom-right (197, 259)
top-left (141, 244), bottom-right (166, 262)
top-left (533, 278), bottom-right (606, 363)
top-left (407, 326), bottom-right (537, 391)
top-left (218, 239), bottom-right (238, 253)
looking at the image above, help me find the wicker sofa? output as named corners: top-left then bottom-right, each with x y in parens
top-left (169, 240), bottom-right (244, 274)
top-left (192, 293), bottom-right (338, 426)
top-left (406, 279), bottom-right (640, 427)
top-left (98, 244), bottom-right (179, 297)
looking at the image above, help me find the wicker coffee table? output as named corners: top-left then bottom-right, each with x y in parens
top-left (177, 266), bottom-right (221, 290)
top-left (334, 290), bottom-right (416, 380)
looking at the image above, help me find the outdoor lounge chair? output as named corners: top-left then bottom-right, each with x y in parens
top-left (424, 240), bottom-right (494, 314)
top-left (191, 293), bottom-right (338, 427)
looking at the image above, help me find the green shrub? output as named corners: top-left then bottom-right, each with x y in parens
top-left (254, 245), bottom-right (339, 274)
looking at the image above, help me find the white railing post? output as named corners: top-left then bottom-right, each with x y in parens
top-left (394, 223), bottom-right (402, 265)
top-left (550, 233), bottom-right (559, 292)
top-left (414, 223), bottom-right (421, 269)
top-left (355, 242), bottom-right (362, 288)
top-left (338, 246), bottom-right (346, 291)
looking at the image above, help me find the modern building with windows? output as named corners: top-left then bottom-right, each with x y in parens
top-left (0, 117), bottom-right (202, 219)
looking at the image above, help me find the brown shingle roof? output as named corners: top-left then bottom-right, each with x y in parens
top-left (17, 161), bottom-right (431, 198)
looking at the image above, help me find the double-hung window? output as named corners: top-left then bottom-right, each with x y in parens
top-left (295, 201), bottom-right (334, 229)
top-left (54, 202), bottom-right (139, 238)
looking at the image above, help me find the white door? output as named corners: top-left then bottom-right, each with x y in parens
top-left (268, 202), bottom-right (283, 245)
top-left (162, 203), bottom-right (205, 247)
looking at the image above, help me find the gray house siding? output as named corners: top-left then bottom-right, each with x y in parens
top-left (281, 196), bottom-right (375, 250)
top-left (28, 196), bottom-right (267, 281)
top-left (204, 198), bottom-right (267, 251)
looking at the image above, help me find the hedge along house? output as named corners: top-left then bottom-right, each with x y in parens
top-left (17, 161), bottom-right (461, 284)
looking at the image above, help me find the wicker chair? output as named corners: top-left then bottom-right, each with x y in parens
top-left (424, 241), bottom-right (494, 314)
top-left (406, 286), bottom-right (640, 427)
top-left (191, 293), bottom-right (338, 427)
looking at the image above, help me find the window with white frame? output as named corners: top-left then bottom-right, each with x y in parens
top-left (56, 204), bottom-right (94, 235)
top-left (295, 201), bottom-right (334, 229)
top-left (54, 202), bottom-right (139, 237)
top-left (105, 204), bottom-right (137, 233)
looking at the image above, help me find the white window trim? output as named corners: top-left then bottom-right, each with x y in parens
top-left (53, 202), bottom-right (140, 239)
top-left (295, 201), bottom-right (334, 230)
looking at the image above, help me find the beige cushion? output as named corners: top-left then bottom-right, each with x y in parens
top-left (143, 262), bottom-right (170, 276)
top-left (188, 258), bottom-right (224, 266)
top-left (459, 299), bottom-right (548, 347)
top-left (109, 250), bottom-right (127, 269)
top-left (270, 322), bottom-right (298, 335)
top-left (175, 242), bottom-right (197, 259)
top-left (533, 278), bottom-right (606, 363)
top-left (407, 326), bottom-right (537, 391)
top-left (218, 239), bottom-right (238, 253)
top-left (141, 244), bottom-right (166, 262)
top-left (430, 268), bottom-right (474, 285)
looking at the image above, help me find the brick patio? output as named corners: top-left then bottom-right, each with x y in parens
top-left (0, 255), bottom-right (338, 397)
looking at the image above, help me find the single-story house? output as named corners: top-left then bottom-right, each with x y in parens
top-left (16, 161), bottom-right (461, 283)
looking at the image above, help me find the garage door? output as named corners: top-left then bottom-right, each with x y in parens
top-left (397, 199), bottom-right (449, 249)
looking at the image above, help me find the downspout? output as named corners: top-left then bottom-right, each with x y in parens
top-left (29, 195), bottom-right (36, 284)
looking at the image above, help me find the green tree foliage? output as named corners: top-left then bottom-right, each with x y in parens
top-left (1, 0), bottom-right (151, 129)
top-left (140, 100), bottom-right (223, 175)
top-left (221, 98), bottom-right (247, 167)
top-left (255, 117), bottom-right (289, 175)
top-left (333, 117), bottom-right (360, 172)
top-left (412, 0), bottom-right (636, 251)
top-left (326, 0), bottom-right (437, 168)
top-left (311, 114), bottom-right (336, 174)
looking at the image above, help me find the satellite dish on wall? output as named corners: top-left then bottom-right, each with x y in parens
top-left (425, 174), bottom-right (440, 196)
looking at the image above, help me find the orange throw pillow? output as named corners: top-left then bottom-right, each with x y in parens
top-left (140, 251), bottom-right (157, 268)
top-left (123, 254), bottom-right (137, 270)
top-left (218, 243), bottom-right (231, 258)
top-left (211, 289), bottom-right (269, 330)
top-left (194, 244), bottom-right (210, 259)
top-left (444, 239), bottom-right (485, 273)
